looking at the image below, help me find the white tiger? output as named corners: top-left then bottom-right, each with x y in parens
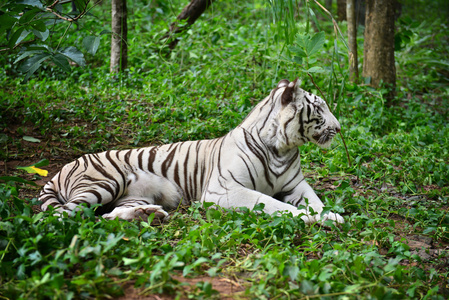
top-left (39, 79), bottom-right (344, 225)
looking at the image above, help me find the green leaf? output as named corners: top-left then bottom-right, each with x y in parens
top-left (51, 54), bottom-right (71, 72)
top-left (0, 14), bottom-right (17, 36)
top-left (99, 30), bottom-right (112, 35)
top-left (318, 269), bottom-right (333, 281)
top-left (307, 31), bottom-right (325, 57)
top-left (294, 34), bottom-right (307, 50)
top-left (307, 66), bottom-right (325, 73)
top-left (83, 36), bottom-right (100, 55)
top-left (344, 284), bottom-right (362, 293)
top-left (0, 176), bottom-right (38, 186)
top-left (19, 53), bottom-right (52, 81)
top-left (17, 0), bottom-right (44, 9)
top-left (23, 136), bottom-right (41, 143)
top-left (26, 45), bottom-right (51, 52)
top-left (18, 7), bottom-right (42, 24)
top-left (73, 0), bottom-right (89, 12)
top-left (288, 45), bottom-right (306, 58)
top-left (284, 265), bottom-right (299, 281)
top-left (31, 28), bottom-right (49, 41)
top-left (59, 46), bottom-right (86, 66)
top-left (8, 27), bottom-right (30, 48)
top-left (14, 45), bottom-right (52, 64)
top-left (30, 20), bottom-right (47, 32)
top-left (17, 165), bottom-right (48, 176)
top-left (34, 159), bottom-right (50, 168)
top-left (0, 134), bottom-right (8, 144)
top-left (423, 226), bottom-right (437, 234)
top-left (14, 50), bottom-right (45, 64)
top-left (300, 280), bottom-right (316, 295)
top-left (123, 257), bottom-right (140, 266)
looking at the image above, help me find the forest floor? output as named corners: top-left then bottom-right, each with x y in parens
top-left (2, 120), bottom-right (448, 299)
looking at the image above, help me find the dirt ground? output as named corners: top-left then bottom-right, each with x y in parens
top-left (118, 275), bottom-right (247, 300)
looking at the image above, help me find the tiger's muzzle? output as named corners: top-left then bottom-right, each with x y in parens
top-left (312, 126), bottom-right (340, 148)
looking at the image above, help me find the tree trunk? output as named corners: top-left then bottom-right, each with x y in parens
top-left (363, 0), bottom-right (396, 99)
top-left (337, 0), bottom-right (346, 20)
top-left (355, 0), bottom-right (366, 26)
top-left (163, 0), bottom-right (214, 50)
top-left (346, 0), bottom-right (358, 82)
top-left (110, 0), bottom-right (127, 73)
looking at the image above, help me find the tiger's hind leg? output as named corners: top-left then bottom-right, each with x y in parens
top-left (102, 170), bottom-right (184, 223)
top-left (102, 197), bottom-right (169, 224)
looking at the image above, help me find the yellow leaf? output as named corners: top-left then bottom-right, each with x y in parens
top-left (28, 166), bottom-right (49, 177)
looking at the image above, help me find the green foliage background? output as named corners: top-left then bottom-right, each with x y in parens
top-left (0, 0), bottom-right (448, 299)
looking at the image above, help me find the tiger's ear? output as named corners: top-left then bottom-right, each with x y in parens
top-left (277, 79), bottom-right (290, 88)
top-left (281, 78), bottom-right (300, 106)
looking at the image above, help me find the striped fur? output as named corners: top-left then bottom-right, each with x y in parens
top-left (39, 79), bottom-right (344, 224)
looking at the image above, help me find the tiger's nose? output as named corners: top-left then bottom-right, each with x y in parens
top-left (335, 126), bottom-right (341, 133)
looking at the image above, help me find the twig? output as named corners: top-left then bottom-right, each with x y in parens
top-left (45, 0), bottom-right (91, 23)
top-left (0, 39), bottom-right (38, 52)
top-left (312, 0), bottom-right (349, 51)
top-left (47, 0), bottom-right (61, 10)
top-left (307, 73), bottom-right (352, 167)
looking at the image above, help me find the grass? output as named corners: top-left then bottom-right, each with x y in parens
top-left (1, 0), bottom-right (449, 299)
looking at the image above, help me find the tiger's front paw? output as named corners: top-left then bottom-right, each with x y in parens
top-left (300, 211), bottom-right (344, 226)
top-left (321, 212), bottom-right (344, 225)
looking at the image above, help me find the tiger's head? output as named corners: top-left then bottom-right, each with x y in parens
top-left (273, 78), bottom-right (341, 150)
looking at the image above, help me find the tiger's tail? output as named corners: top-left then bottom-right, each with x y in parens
top-left (39, 174), bottom-right (65, 212)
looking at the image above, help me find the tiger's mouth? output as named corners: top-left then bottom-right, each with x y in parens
top-left (312, 129), bottom-right (337, 147)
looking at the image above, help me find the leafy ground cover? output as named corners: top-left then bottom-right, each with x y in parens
top-left (1, 1), bottom-right (448, 299)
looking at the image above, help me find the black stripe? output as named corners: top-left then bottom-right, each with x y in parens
top-left (228, 170), bottom-right (245, 187)
top-left (259, 98), bottom-right (276, 130)
top-left (83, 175), bottom-right (116, 200)
top-left (241, 156), bottom-right (256, 189)
top-left (106, 151), bottom-right (126, 184)
top-left (193, 143), bottom-right (200, 198)
top-left (124, 149), bottom-right (132, 165)
top-left (138, 149), bottom-right (144, 170)
top-left (173, 162), bottom-right (181, 188)
top-left (91, 153), bottom-right (106, 167)
top-left (183, 143), bottom-right (192, 200)
top-left (282, 168), bottom-right (304, 190)
top-left (298, 107), bottom-right (305, 137)
top-left (147, 147), bottom-right (157, 173)
top-left (85, 189), bottom-right (103, 204)
top-left (243, 130), bottom-right (273, 189)
top-left (161, 143), bottom-right (179, 177)
top-left (88, 154), bottom-right (121, 199)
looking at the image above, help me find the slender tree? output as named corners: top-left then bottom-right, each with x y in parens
top-left (110, 0), bottom-right (127, 73)
top-left (346, 0), bottom-right (358, 82)
top-left (363, 0), bottom-right (396, 99)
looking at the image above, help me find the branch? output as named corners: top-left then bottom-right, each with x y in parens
top-left (161, 0), bottom-right (215, 50)
top-left (0, 39), bottom-right (38, 53)
top-left (45, 0), bottom-right (90, 23)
